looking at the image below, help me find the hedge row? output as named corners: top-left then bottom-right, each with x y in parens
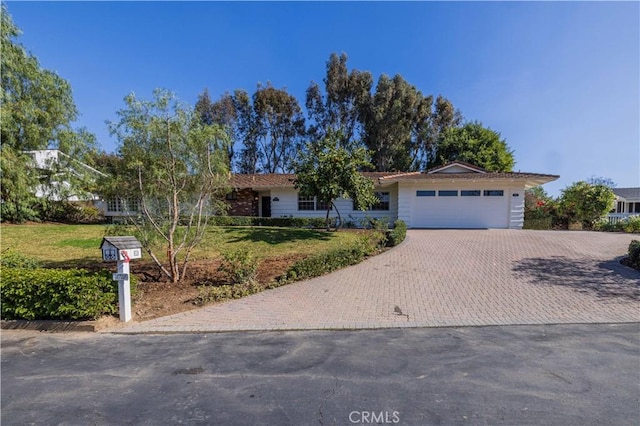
top-left (208, 216), bottom-right (331, 228)
top-left (595, 216), bottom-right (640, 233)
top-left (385, 220), bottom-right (407, 247)
top-left (1, 265), bottom-right (136, 321)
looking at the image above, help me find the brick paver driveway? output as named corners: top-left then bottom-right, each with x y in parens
top-left (112, 230), bottom-right (639, 333)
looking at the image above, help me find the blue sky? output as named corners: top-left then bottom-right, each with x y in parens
top-left (6, 1), bottom-right (639, 195)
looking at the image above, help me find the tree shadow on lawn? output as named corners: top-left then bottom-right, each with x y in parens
top-left (42, 257), bottom-right (104, 270)
top-left (224, 227), bottom-right (333, 245)
top-left (512, 256), bottom-right (640, 301)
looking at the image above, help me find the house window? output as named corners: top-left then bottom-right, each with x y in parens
top-left (372, 192), bottom-right (390, 211)
top-left (483, 190), bottom-right (504, 197)
top-left (630, 202), bottom-right (640, 213)
top-left (298, 195), bottom-right (315, 211)
top-left (352, 192), bottom-right (390, 211)
top-left (107, 197), bottom-right (139, 212)
top-left (438, 190), bottom-right (458, 197)
top-left (107, 198), bottom-right (119, 212)
top-left (316, 199), bottom-right (332, 211)
top-left (416, 190), bottom-right (436, 197)
top-left (226, 191), bottom-right (238, 201)
top-left (461, 190), bottom-right (481, 197)
top-left (616, 202), bottom-right (624, 213)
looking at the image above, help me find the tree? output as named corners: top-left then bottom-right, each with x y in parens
top-left (587, 176), bottom-right (616, 188)
top-left (294, 131), bottom-right (378, 230)
top-left (0, 5), bottom-right (98, 222)
top-left (195, 89), bottom-right (237, 165)
top-left (108, 89), bottom-right (231, 282)
top-left (430, 122), bottom-right (515, 172)
top-left (252, 83), bottom-right (306, 173)
top-left (305, 52), bottom-right (373, 149)
top-left (361, 74), bottom-right (434, 172)
top-left (558, 181), bottom-right (615, 229)
top-left (231, 89), bottom-right (260, 174)
top-left (232, 85), bottom-right (305, 174)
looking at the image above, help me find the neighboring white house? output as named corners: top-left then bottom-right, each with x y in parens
top-left (609, 187), bottom-right (640, 223)
top-left (228, 161), bottom-right (559, 229)
top-left (26, 149), bottom-right (107, 202)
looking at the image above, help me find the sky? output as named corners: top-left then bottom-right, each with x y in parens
top-left (6, 1), bottom-right (640, 196)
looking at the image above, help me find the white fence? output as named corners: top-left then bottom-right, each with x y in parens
top-left (607, 213), bottom-right (640, 224)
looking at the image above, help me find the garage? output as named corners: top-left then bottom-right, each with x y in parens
top-left (410, 188), bottom-right (510, 229)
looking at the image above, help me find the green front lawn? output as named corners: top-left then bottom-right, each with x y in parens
top-left (0, 224), bottom-right (363, 266)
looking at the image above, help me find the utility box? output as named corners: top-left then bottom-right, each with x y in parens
top-left (99, 236), bottom-right (142, 322)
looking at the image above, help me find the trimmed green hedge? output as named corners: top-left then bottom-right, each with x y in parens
top-left (1, 267), bottom-right (136, 320)
top-left (276, 232), bottom-right (384, 284)
top-left (208, 216), bottom-right (331, 228)
top-left (524, 217), bottom-right (553, 230)
top-left (386, 220), bottom-right (407, 247)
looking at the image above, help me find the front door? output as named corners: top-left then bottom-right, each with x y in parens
top-left (261, 196), bottom-right (271, 217)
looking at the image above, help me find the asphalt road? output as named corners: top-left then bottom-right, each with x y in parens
top-left (2, 324), bottom-right (639, 426)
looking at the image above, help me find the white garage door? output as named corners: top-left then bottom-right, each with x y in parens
top-left (411, 189), bottom-right (509, 228)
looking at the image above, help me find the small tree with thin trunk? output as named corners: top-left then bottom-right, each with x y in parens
top-left (109, 89), bottom-right (230, 282)
top-left (294, 131), bottom-right (378, 230)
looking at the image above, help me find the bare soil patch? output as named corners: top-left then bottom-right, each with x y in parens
top-left (119, 254), bottom-right (304, 322)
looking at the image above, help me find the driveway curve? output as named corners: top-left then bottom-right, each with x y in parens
top-left (111, 230), bottom-right (639, 333)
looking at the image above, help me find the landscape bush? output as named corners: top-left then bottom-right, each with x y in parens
top-left (0, 267), bottom-right (136, 320)
top-left (523, 217), bottom-right (553, 230)
top-left (386, 220), bottom-right (407, 247)
top-left (0, 248), bottom-right (41, 269)
top-left (276, 232), bottom-right (384, 284)
top-left (594, 216), bottom-right (640, 234)
top-left (623, 240), bottom-right (640, 271)
top-left (208, 216), bottom-right (330, 228)
top-left (194, 280), bottom-right (262, 305)
top-left (218, 248), bottom-right (259, 285)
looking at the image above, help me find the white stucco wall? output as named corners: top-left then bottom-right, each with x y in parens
top-left (269, 184), bottom-right (398, 226)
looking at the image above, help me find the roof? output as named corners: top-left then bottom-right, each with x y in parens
top-left (612, 187), bottom-right (640, 200)
top-left (229, 172), bottom-right (399, 189)
top-left (100, 236), bottom-right (142, 250)
top-left (427, 161), bottom-right (487, 174)
top-left (229, 162), bottom-right (559, 189)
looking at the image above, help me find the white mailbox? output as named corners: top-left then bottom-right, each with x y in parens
top-left (99, 236), bottom-right (142, 322)
top-left (100, 236), bottom-right (142, 262)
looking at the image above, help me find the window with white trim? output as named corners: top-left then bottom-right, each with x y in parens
top-left (298, 195), bottom-right (315, 211)
top-left (354, 192), bottom-right (390, 211)
top-left (107, 197), bottom-right (140, 212)
top-left (297, 195), bottom-right (332, 211)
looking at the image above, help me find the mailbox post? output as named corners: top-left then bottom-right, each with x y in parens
top-left (100, 236), bottom-right (142, 322)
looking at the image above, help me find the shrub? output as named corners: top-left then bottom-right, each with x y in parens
top-left (0, 268), bottom-right (136, 320)
top-left (625, 240), bottom-right (640, 271)
top-left (0, 249), bottom-right (40, 269)
top-left (523, 217), bottom-right (553, 230)
top-left (276, 233), bottom-right (381, 284)
top-left (207, 216), bottom-right (330, 228)
top-left (594, 216), bottom-right (640, 234)
top-left (194, 280), bottom-right (262, 305)
top-left (386, 220), bottom-right (407, 247)
top-left (218, 248), bottom-right (259, 285)
top-left (623, 216), bottom-right (640, 233)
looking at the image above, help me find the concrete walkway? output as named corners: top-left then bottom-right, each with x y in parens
top-left (109, 230), bottom-right (639, 334)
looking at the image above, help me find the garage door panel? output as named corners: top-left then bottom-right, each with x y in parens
top-left (411, 191), bottom-right (508, 228)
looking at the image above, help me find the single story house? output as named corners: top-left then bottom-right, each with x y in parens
top-left (609, 187), bottom-right (640, 222)
top-left (227, 161), bottom-right (559, 229)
